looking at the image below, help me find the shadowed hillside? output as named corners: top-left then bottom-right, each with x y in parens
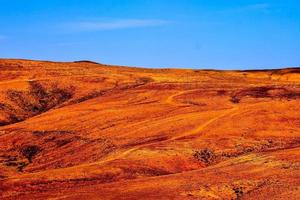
top-left (0, 59), bottom-right (299, 199)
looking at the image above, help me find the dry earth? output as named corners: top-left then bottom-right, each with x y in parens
top-left (0, 59), bottom-right (299, 199)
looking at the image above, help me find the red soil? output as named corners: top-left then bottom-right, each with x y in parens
top-left (0, 59), bottom-right (299, 199)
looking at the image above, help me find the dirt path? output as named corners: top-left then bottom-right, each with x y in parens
top-left (165, 89), bottom-right (199, 106)
top-left (171, 107), bottom-right (239, 141)
top-left (93, 92), bottom-right (239, 163)
top-left (100, 90), bottom-right (239, 162)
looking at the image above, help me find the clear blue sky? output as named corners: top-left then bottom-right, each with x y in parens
top-left (0, 0), bottom-right (299, 69)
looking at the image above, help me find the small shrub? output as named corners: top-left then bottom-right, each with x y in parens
top-left (28, 81), bottom-right (47, 99)
top-left (233, 187), bottom-right (244, 199)
top-left (230, 96), bottom-right (240, 104)
top-left (193, 148), bottom-right (216, 164)
top-left (20, 145), bottom-right (41, 163)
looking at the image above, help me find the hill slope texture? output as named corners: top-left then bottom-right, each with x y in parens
top-left (0, 59), bottom-right (300, 199)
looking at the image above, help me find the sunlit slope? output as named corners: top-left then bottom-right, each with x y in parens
top-left (0, 59), bottom-right (299, 199)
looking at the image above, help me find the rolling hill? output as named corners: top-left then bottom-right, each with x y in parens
top-left (0, 59), bottom-right (300, 199)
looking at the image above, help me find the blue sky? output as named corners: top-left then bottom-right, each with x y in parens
top-left (0, 0), bottom-right (299, 69)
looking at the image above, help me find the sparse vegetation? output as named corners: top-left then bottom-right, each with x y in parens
top-left (20, 145), bottom-right (41, 163)
top-left (233, 187), bottom-right (244, 199)
top-left (193, 149), bottom-right (216, 165)
top-left (2, 155), bottom-right (29, 172)
top-left (0, 81), bottom-right (73, 126)
top-left (0, 60), bottom-right (300, 199)
top-left (230, 86), bottom-right (300, 103)
top-left (230, 96), bottom-right (240, 104)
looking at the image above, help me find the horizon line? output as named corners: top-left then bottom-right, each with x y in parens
top-left (0, 57), bottom-right (299, 72)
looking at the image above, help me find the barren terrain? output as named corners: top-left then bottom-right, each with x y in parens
top-left (0, 59), bottom-right (299, 199)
